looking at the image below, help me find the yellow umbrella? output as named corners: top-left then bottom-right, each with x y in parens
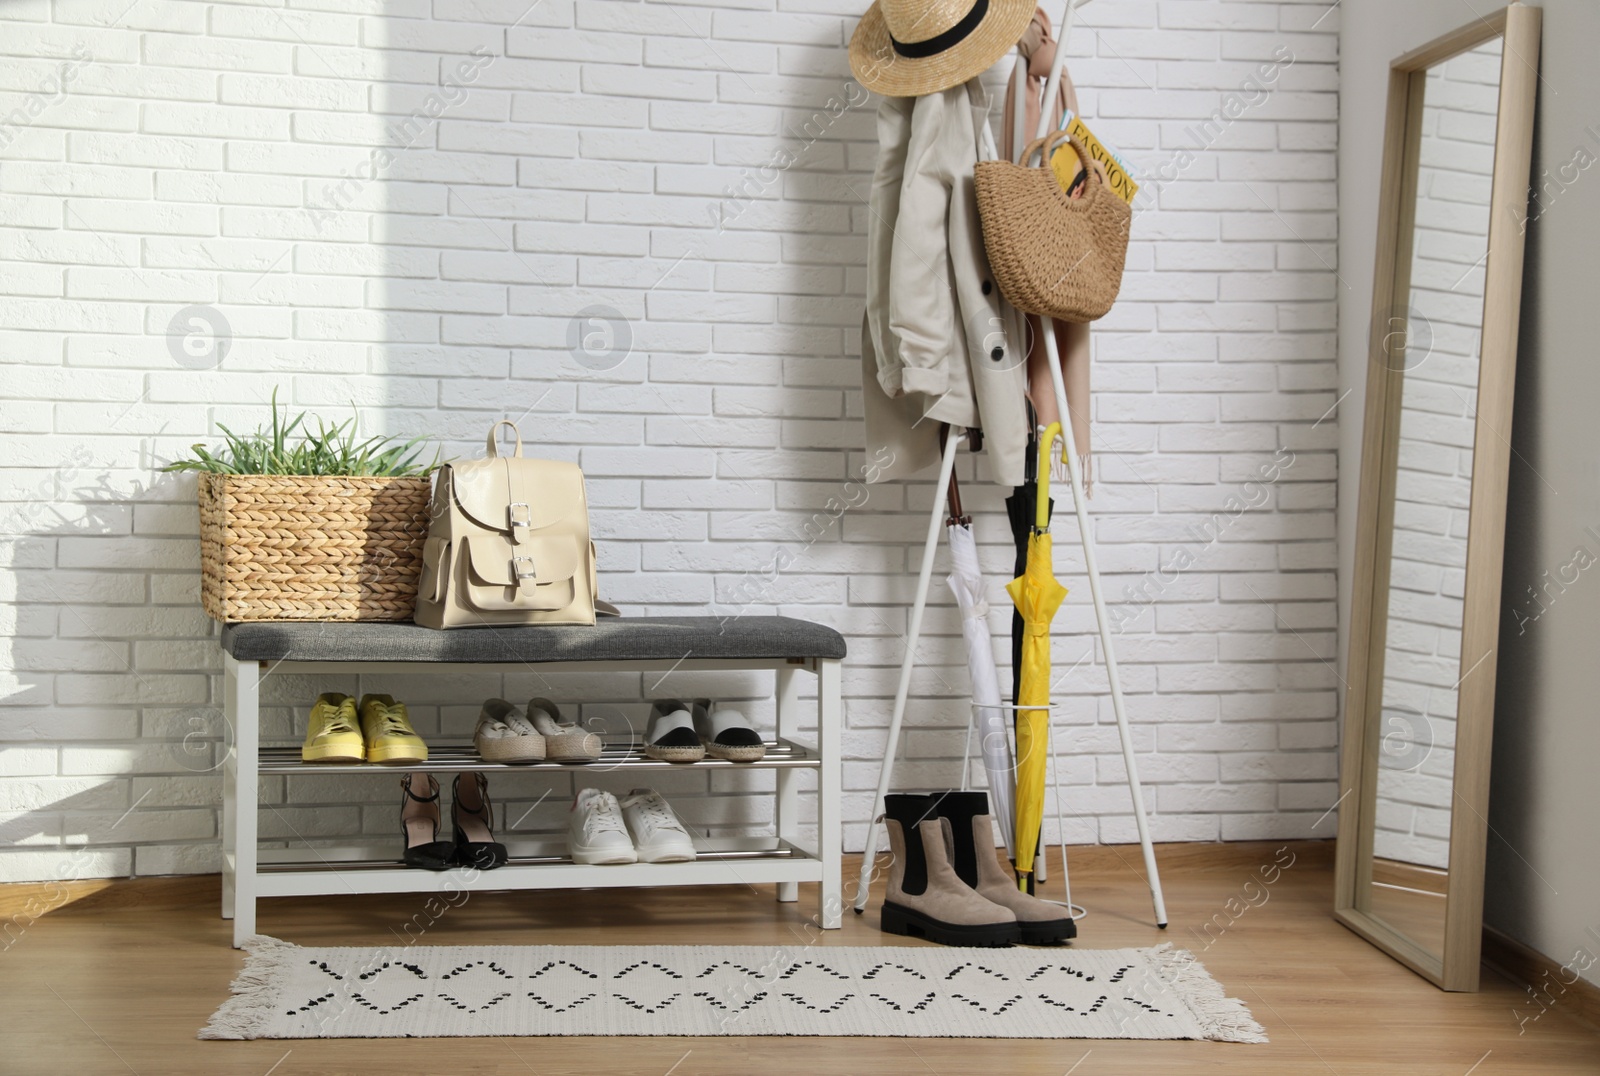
top-left (1005, 422), bottom-right (1069, 890)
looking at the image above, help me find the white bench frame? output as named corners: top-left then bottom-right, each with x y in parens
top-left (221, 653), bottom-right (843, 948)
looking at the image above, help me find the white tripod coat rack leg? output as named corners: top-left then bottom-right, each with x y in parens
top-left (852, 408), bottom-right (1167, 926)
top-left (853, 428), bottom-right (965, 911)
top-left (1039, 331), bottom-right (1167, 928)
top-left (852, 410), bottom-right (1167, 925)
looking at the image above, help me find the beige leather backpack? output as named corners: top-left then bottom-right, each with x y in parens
top-left (413, 421), bottom-right (601, 629)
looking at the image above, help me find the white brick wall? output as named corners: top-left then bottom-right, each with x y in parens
top-left (0, 0), bottom-right (1340, 881)
top-left (1371, 40), bottom-right (1499, 870)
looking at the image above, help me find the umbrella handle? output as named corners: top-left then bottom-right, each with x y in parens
top-left (939, 425), bottom-right (970, 526)
top-left (1035, 421), bottom-right (1062, 531)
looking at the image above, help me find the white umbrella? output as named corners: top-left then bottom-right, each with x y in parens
top-left (946, 521), bottom-right (1016, 856)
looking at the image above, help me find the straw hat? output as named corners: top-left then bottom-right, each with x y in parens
top-left (850, 0), bottom-right (1036, 98)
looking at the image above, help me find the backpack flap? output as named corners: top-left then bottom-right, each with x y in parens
top-left (449, 457), bottom-right (587, 541)
top-left (460, 532), bottom-right (580, 611)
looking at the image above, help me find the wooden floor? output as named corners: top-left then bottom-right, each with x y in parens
top-left (2, 840), bottom-right (1595, 1075)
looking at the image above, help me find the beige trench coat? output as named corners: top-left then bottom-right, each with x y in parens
top-left (861, 81), bottom-right (1029, 488)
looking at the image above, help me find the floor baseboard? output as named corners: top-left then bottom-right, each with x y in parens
top-left (1481, 923), bottom-right (1600, 1033)
top-left (0, 839), bottom-right (1334, 922)
top-left (6, 842), bottom-right (1596, 1034)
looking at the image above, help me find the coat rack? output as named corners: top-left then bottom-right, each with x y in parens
top-left (854, 0), bottom-right (1168, 929)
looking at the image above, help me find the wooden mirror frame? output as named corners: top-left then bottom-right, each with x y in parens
top-left (1333, 4), bottom-right (1541, 992)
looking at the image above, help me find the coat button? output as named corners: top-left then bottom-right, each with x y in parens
top-left (981, 280), bottom-right (993, 295)
top-left (990, 346), bottom-right (1004, 361)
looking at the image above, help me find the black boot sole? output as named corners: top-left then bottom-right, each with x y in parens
top-left (880, 901), bottom-right (1020, 947)
top-left (1019, 918), bottom-right (1077, 945)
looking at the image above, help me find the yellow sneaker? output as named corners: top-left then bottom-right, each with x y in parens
top-left (302, 693), bottom-right (364, 763)
top-left (359, 693), bottom-right (428, 765)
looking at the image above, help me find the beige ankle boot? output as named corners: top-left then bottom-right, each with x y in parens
top-left (928, 791), bottom-right (1076, 945)
top-left (880, 794), bottom-right (1019, 947)
top-left (963, 815), bottom-right (1076, 944)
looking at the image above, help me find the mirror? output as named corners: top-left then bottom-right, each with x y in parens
top-left (1334, 5), bottom-right (1540, 992)
top-left (1369, 34), bottom-right (1504, 961)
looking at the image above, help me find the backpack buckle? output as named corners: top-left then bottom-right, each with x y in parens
top-left (508, 502), bottom-right (531, 543)
top-left (512, 555), bottom-right (538, 591)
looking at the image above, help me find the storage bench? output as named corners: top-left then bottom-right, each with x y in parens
top-left (219, 616), bottom-right (844, 948)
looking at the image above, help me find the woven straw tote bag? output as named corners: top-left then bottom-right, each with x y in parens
top-left (975, 130), bottom-right (1132, 322)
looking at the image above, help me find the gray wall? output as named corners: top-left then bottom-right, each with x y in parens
top-left (1339, 0), bottom-right (1600, 987)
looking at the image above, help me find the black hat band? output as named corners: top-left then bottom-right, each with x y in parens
top-left (890, 0), bottom-right (990, 59)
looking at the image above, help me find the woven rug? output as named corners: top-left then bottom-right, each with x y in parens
top-left (200, 936), bottom-right (1266, 1042)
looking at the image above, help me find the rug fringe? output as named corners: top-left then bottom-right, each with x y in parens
top-left (198, 935), bottom-right (299, 1040)
top-left (1148, 943), bottom-right (1270, 1044)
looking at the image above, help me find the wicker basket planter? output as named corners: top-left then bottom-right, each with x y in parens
top-left (197, 472), bottom-right (431, 623)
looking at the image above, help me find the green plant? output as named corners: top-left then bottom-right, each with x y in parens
top-left (163, 389), bottom-right (442, 477)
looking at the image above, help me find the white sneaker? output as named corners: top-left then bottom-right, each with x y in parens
top-left (474, 699), bottom-right (546, 763)
top-left (568, 788), bottom-right (636, 865)
top-left (526, 697), bottom-right (603, 762)
top-left (619, 788), bottom-right (697, 863)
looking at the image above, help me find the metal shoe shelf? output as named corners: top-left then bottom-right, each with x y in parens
top-left (220, 618), bottom-right (844, 949)
top-left (254, 738), bottom-right (820, 774)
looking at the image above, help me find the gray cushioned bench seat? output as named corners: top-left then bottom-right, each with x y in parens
top-left (220, 616), bottom-right (847, 664)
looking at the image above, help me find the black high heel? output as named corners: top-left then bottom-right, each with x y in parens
top-left (400, 774), bottom-right (456, 871)
top-left (452, 773), bottom-right (509, 870)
